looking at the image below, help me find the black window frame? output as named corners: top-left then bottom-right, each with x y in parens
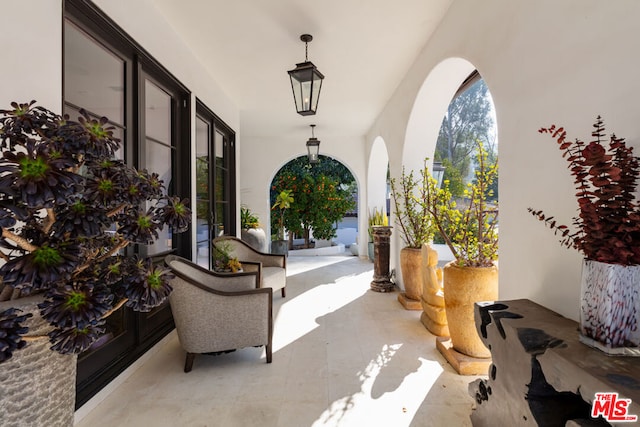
top-left (64, 0), bottom-right (192, 408)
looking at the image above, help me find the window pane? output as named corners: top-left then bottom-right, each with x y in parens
top-left (196, 116), bottom-right (210, 268)
top-left (214, 129), bottom-right (225, 163)
top-left (147, 224), bottom-right (172, 256)
top-left (64, 21), bottom-right (124, 124)
top-left (146, 140), bottom-right (172, 191)
top-left (196, 118), bottom-right (209, 157)
top-left (145, 137), bottom-right (171, 256)
top-left (145, 80), bottom-right (171, 144)
top-left (216, 202), bottom-right (226, 236)
top-left (214, 130), bottom-right (226, 203)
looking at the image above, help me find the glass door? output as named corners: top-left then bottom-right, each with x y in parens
top-left (195, 100), bottom-right (236, 268)
top-left (64, 1), bottom-right (191, 407)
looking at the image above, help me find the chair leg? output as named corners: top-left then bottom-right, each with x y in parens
top-left (184, 352), bottom-right (196, 372)
top-left (281, 287), bottom-right (286, 298)
top-left (266, 343), bottom-right (272, 363)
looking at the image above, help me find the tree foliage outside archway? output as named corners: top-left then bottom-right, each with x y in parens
top-left (270, 155), bottom-right (356, 248)
top-left (435, 76), bottom-right (498, 200)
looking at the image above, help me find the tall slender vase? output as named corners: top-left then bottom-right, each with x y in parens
top-left (580, 259), bottom-right (640, 355)
top-left (370, 226), bottom-right (394, 292)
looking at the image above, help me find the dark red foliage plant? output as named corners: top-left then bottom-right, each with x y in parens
top-left (528, 116), bottom-right (640, 265)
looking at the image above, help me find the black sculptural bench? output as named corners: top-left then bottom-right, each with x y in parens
top-left (469, 299), bottom-right (640, 426)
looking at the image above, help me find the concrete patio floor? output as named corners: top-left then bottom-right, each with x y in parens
top-left (75, 254), bottom-right (483, 427)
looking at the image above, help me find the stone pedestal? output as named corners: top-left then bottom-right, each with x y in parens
top-left (370, 226), bottom-right (394, 292)
top-left (469, 299), bottom-right (640, 426)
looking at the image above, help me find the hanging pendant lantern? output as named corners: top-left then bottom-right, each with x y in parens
top-left (288, 34), bottom-right (324, 116)
top-left (306, 124), bottom-right (320, 164)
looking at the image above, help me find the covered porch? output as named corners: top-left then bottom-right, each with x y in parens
top-left (75, 255), bottom-right (479, 426)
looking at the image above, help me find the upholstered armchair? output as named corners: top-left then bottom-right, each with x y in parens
top-left (212, 236), bottom-right (287, 297)
top-left (164, 255), bottom-right (273, 372)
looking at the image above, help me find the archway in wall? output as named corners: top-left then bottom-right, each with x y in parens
top-left (434, 71), bottom-right (498, 206)
top-left (394, 57), bottom-right (498, 285)
top-left (268, 155), bottom-right (359, 251)
top-left (403, 57), bottom-right (476, 176)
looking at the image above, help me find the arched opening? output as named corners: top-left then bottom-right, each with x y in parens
top-left (395, 58), bottom-right (499, 286)
top-left (403, 58), bottom-right (477, 178)
top-left (434, 71), bottom-right (498, 204)
top-left (269, 155), bottom-right (359, 253)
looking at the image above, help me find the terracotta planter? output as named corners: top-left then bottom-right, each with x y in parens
top-left (400, 247), bottom-right (423, 301)
top-left (580, 259), bottom-right (640, 355)
top-left (443, 262), bottom-right (498, 358)
top-left (0, 295), bottom-right (77, 427)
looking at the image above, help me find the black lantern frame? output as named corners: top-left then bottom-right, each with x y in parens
top-left (306, 124), bottom-right (320, 164)
top-left (288, 34), bottom-right (324, 116)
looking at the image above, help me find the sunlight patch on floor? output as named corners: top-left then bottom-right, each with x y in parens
top-left (313, 345), bottom-right (444, 426)
top-left (272, 268), bottom-right (370, 352)
top-left (285, 255), bottom-right (359, 277)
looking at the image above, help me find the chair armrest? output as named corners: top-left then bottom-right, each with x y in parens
top-left (239, 261), bottom-right (262, 288)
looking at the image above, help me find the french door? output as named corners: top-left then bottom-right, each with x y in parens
top-left (195, 100), bottom-right (236, 269)
top-left (64, 0), bottom-right (191, 407)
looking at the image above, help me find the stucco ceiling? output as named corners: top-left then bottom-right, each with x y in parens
top-left (152, 0), bottom-right (453, 141)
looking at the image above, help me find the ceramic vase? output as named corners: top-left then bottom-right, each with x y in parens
top-left (580, 259), bottom-right (640, 355)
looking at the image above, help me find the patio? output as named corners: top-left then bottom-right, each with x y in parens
top-left (75, 254), bottom-right (481, 426)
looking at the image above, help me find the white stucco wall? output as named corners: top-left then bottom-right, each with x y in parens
top-left (367, 0), bottom-right (640, 321)
top-left (239, 132), bottom-right (368, 256)
top-left (1, 1), bottom-right (63, 110)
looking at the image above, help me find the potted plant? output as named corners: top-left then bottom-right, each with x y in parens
top-left (529, 116), bottom-right (640, 354)
top-left (390, 161), bottom-right (437, 308)
top-left (367, 207), bottom-right (387, 261)
top-left (240, 205), bottom-right (267, 252)
top-left (423, 143), bottom-right (498, 361)
top-left (271, 189), bottom-right (293, 255)
top-left (0, 101), bottom-right (191, 424)
top-left (212, 240), bottom-right (242, 273)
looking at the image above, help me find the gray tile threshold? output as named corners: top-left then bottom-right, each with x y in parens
top-left (75, 254), bottom-right (481, 427)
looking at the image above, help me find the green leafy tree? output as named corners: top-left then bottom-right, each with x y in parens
top-left (271, 156), bottom-right (356, 248)
top-left (435, 77), bottom-right (496, 197)
top-left (426, 143), bottom-right (499, 267)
